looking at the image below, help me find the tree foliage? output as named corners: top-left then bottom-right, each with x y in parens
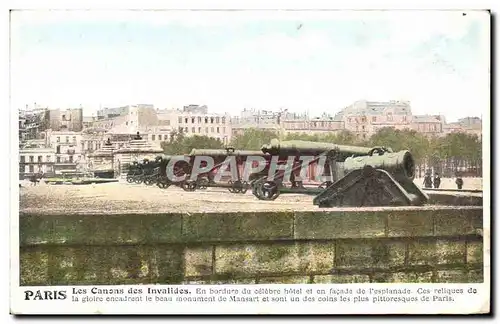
top-left (229, 128), bottom-right (279, 150)
top-left (161, 130), bottom-right (224, 155)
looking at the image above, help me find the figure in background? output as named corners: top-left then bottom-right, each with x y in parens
top-left (455, 175), bottom-right (464, 190)
top-left (433, 173), bottom-right (441, 189)
top-left (423, 172), bottom-right (433, 189)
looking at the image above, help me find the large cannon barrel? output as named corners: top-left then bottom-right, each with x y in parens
top-left (189, 148), bottom-right (267, 157)
top-left (261, 139), bottom-right (383, 160)
top-left (343, 150), bottom-right (416, 181)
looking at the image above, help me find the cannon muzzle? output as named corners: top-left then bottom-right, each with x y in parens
top-left (343, 150), bottom-right (416, 181)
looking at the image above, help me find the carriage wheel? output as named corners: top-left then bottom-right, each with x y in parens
top-left (227, 180), bottom-right (235, 193)
top-left (240, 181), bottom-right (249, 194)
top-left (134, 177), bottom-right (143, 184)
top-left (252, 181), bottom-right (280, 201)
top-left (181, 181), bottom-right (197, 192)
top-left (126, 176), bottom-right (134, 183)
top-left (198, 177), bottom-right (209, 190)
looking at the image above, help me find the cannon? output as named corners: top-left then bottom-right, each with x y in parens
top-left (252, 139), bottom-right (378, 200)
top-left (152, 149), bottom-right (267, 193)
top-left (183, 148), bottom-right (269, 193)
top-left (126, 159), bottom-right (161, 185)
top-left (154, 154), bottom-right (192, 190)
top-left (252, 139), bottom-right (429, 207)
top-left (313, 149), bottom-right (428, 207)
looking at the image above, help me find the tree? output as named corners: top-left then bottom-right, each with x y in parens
top-left (369, 127), bottom-right (429, 165)
top-left (161, 131), bottom-right (224, 155)
top-left (230, 128), bottom-right (279, 150)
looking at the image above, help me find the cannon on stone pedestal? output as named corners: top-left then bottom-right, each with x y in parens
top-left (253, 139), bottom-right (429, 207)
top-left (313, 148), bottom-right (428, 207)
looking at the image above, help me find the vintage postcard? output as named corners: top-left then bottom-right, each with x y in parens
top-left (10, 8), bottom-right (490, 315)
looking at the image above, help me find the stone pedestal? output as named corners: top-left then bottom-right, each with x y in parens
top-left (87, 141), bottom-right (116, 178)
top-left (114, 139), bottom-right (163, 178)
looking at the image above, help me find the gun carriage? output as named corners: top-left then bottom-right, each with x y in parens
top-left (154, 148), bottom-right (271, 193)
top-left (125, 159), bottom-right (160, 185)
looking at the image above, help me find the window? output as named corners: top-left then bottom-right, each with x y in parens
top-left (205, 117), bottom-right (208, 123)
top-left (158, 135), bottom-right (162, 141)
top-left (126, 121), bottom-right (128, 126)
top-left (223, 127), bottom-right (226, 133)
top-left (362, 126), bottom-right (365, 130)
top-left (69, 156), bottom-right (73, 163)
top-left (210, 117), bottom-right (214, 124)
top-left (56, 145), bottom-right (61, 154)
top-left (211, 127), bottom-right (214, 133)
top-left (38, 156), bottom-right (42, 162)
top-left (198, 117), bottom-right (202, 123)
top-left (191, 118), bottom-right (195, 123)
top-left (29, 165), bottom-right (34, 173)
top-left (56, 137), bottom-right (60, 143)
top-left (216, 117), bottom-right (220, 123)
top-left (184, 127), bottom-right (188, 133)
top-left (20, 156), bottom-right (25, 163)
top-left (185, 118), bottom-right (188, 123)
top-left (387, 113), bottom-right (393, 121)
top-left (178, 117), bottom-right (183, 124)
top-left (152, 135), bottom-right (156, 141)
top-left (62, 114), bottom-right (66, 120)
top-left (402, 116), bottom-right (407, 122)
top-left (192, 127), bottom-right (195, 133)
top-left (361, 117), bottom-right (367, 123)
top-left (222, 117), bottom-right (226, 124)
top-left (205, 127), bottom-right (209, 133)
top-left (46, 155), bottom-right (51, 162)
top-left (198, 127), bottom-right (201, 133)
top-left (66, 136), bottom-right (69, 143)
top-left (19, 164), bottom-right (23, 173)
top-left (29, 156), bottom-right (34, 163)
top-left (217, 127), bottom-right (220, 133)
top-left (372, 116), bottom-right (377, 122)
top-left (72, 136), bottom-right (76, 143)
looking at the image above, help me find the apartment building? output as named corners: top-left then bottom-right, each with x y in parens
top-left (411, 115), bottom-right (446, 137)
top-left (334, 100), bottom-right (413, 139)
top-left (19, 147), bottom-right (55, 179)
top-left (158, 108), bottom-right (232, 144)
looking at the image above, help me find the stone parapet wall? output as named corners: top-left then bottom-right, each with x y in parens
top-left (19, 207), bottom-right (484, 285)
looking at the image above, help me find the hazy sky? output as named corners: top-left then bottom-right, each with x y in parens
top-left (10, 10), bottom-right (490, 121)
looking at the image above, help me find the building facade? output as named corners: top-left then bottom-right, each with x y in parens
top-left (48, 108), bottom-right (83, 132)
top-left (158, 108), bottom-right (232, 144)
top-left (411, 115), bottom-right (446, 137)
top-left (281, 118), bottom-right (344, 135)
top-left (19, 147), bottom-right (55, 179)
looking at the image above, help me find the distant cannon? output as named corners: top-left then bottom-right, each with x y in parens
top-left (154, 148), bottom-right (270, 193)
top-left (253, 139), bottom-right (429, 207)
